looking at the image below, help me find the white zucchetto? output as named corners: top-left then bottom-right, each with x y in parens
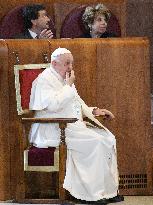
top-left (51, 47), bottom-right (71, 62)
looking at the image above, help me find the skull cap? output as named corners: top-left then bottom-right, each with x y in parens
top-left (51, 47), bottom-right (71, 62)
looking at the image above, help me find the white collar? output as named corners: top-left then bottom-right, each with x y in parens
top-left (28, 29), bottom-right (37, 39)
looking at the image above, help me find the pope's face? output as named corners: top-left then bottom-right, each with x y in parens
top-left (56, 53), bottom-right (74, 77)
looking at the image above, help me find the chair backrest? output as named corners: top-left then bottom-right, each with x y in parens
top-left (60, 5), bottom-right (121, 38)
top-left (14, 63), bottom-right (50, 114)
top-left (0, 5), bottom-right (56, 39)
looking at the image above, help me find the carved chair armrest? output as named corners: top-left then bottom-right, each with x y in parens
top-left (83, 116), bottom-right (106, 128)
top-left (21, 117), bottom-right (78, 144)
top-left (22, 117), bottom-right (77, 123)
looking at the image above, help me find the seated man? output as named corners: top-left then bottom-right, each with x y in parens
top-left (14, 4), bottom-right (53, 39)
top-left (29, 48), bottom-right (123, 203)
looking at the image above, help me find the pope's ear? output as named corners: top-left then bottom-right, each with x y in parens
top-left (51, 60), bottom-right (57, 67)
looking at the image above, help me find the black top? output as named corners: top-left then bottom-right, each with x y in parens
top-left (79, 31), bottom-right (117, 38)
top-left (13, 30), bottom-right (33, 39)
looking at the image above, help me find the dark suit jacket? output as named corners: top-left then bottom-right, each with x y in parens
top-left (13, 30), bottom-right (33, 39)
top-left (79, 31), bottom-right (117, 38)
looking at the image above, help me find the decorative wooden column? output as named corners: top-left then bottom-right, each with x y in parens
top-left (59, 122), bottom-right (67, 201)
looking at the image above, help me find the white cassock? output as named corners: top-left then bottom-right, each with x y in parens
top-left (29, 66), bottom-right (119, 201)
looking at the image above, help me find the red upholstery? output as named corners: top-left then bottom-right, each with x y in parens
top-left (60, 5), bottom-right (121, 38)
top-left (19, 68), bottom-right (44, 110)
top-left (28, 146), bottom-right (55, 166)
top-left (18, 67), bottom-right (56, 167)
top-left (0, 5), bottom-right (56, 39)
top-left (0, 5), bottom-right (24, 39)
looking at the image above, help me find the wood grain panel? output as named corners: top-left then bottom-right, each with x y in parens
top-left (0, 40), bottom-right (10, 200)
top-left (96, 37), bottom-right (151, 194)
top-left (0, 0), bottom-right (126, 22)
top-left (25, 172), bottom-right (58, 199)
top-left (125, 0), bottom-right (153, 92)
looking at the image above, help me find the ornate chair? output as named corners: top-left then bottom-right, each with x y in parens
top-left (14, 63), bottom-right (77, 203)
top-left (60, 5), bottom-right (121, 38)
top-left (0, 5), bottom-right (56, 39)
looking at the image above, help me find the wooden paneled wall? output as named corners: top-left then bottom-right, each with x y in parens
top-left (0, 40), bottom-right (10, 200)
top-left (0, 0), bottom-right (125, 22)
top-left (0, 38), bottom-right (152, 200)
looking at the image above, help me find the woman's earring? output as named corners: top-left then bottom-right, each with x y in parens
top-left (89, 25), bottom-right (92, 33)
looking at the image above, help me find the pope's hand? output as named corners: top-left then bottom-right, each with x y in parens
top-left (66, 70), bottom-right (75, 86)
top-left (93, 108), bottom-right (115, 119)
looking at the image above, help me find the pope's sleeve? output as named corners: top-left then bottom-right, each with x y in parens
top-left (29, 79), bottom-right (75, 111)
